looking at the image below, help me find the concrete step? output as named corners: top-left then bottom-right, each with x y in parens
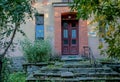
top-left (26, 60), bottom-right (120, 82)
top-left (61, 55), bottom-right (84, 61)
top-left (33, 71), bottom-right (119, 78)
top-left (34, 72), bottom-right (61, 77)
top-left (26, 76), bottom-right (120, 82)
top-left (75, 72), bottom-right (120, 77)
top-left (78, 77), bottom-right (120, 81)
top-left (40, 67), bottom-right (112, 73)
top-left (26, 74), bottom-right (37, 82)
top-left (70, 68), bottom-right (114, 74)
top-left (62, 64), bottom-right (102, 68)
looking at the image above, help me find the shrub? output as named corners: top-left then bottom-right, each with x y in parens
top-left (21, 39), bottom-right (51, 63)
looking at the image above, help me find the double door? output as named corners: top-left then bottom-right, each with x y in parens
top-left (62, 20), bottom-right (79, 55)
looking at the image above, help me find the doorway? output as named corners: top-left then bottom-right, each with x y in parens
top-left (62, 18), bottom-right (79, 55)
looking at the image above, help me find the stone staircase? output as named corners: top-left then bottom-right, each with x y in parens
top-left (26, 57), bottom-right (120, 82)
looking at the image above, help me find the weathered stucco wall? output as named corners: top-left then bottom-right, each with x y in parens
top-left (87, 17), bottom-right (107, 59)
top-left (15, 0), bottom-right (63, 41)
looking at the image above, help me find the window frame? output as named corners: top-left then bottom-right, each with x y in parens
top-left (35, 14), bottom-right (44, 40)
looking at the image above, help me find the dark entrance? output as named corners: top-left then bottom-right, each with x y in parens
top-left (62, 13), bottom-right (79, 55)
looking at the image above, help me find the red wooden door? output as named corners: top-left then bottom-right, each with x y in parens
top-left (62, 20), bottom-right (79, 55)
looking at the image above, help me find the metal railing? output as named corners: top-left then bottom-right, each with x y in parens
top-left (83, 46), bottom-right (97, 67)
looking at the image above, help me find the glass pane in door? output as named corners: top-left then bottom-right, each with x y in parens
top-left (64, 40), bottom-right (68, 44)
top-left (72, 23), bottom-right (76, 27)
top-left (72, 30), bottom-right (76, 38)
top-left (63, 30), bottom-right (68, 38)
top-left (72, 40), bottom-right (76, 44)
top-left (63, 22), bottom-right (68, 28)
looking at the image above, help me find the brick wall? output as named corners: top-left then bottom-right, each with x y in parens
top-left (54, 7), bottom-right (88, 55)
top-left (79, 20), bottom-right (88, 55)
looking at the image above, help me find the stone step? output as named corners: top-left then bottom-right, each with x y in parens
top-left (61, 55), bottom-right (84, 61)
top-left (78, 77), bottom-right (120, 81)
top-left (34, 72), bottom-right (61, 77)
top-left (40, 67), bottom-right (112, 73)
top-left (75, 72), bottom-right (120, 77)
top-left (26, 74), bottom-right (37, 82)
top-left (69, 67), bottom-right (113, 73)
top-left (33, 71), bottom-right (119, 78)
top-left (26, 76), bottom-right (120, 82)
top-left (62, 64), bottom-right (102, 68)
top-left (26, 66), bottom-right (120, 82)
top-left (26, 60), bottom-right (120, 82)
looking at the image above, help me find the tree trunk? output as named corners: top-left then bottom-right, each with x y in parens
top-left (1, 23), bottom-right (19, 58)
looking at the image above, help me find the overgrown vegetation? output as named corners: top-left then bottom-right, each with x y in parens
top-left (1, 58), bottom-right (10, 82)
top-left (0, 0), bottom-right (34, 58)
top-left (70, 0), bottom-right (120, 59)
top-left (8, 72), bottom-right (26, 82)
top-left (0, 0), bottom-right (34, 81)
top-left (21, 39), bottom-right (52, 63)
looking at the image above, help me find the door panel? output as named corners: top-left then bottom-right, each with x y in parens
top-left (62, 20), bottom-right (79, 55)
top-left (62, 22), bottom-right (70, 54)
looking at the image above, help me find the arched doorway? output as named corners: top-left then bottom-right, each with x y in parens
top-left (61, 12), bottom-right (79, 55)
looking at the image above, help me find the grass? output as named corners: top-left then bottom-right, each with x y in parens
top-left (8, 72), bottom-right (26, 82)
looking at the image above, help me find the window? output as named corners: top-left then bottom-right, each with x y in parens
top-left (35, 15), bottom-right (44, 40)
top-left (62, 0), bottom-right (73, 2)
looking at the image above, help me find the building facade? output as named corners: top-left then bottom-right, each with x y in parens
top-left (15, 0), bottom-right (103, 58)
